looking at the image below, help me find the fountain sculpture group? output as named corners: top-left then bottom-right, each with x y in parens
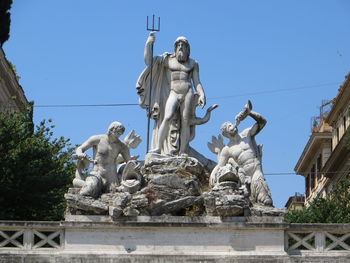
top-left (65, 32), bottom-right (285, 218)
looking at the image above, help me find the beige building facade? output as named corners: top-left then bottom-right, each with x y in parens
top-left (294, 73), bottom-right (350, 205)
top-left (285, 193), bottom-right (305, 211)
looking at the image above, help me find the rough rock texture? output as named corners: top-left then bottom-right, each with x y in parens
top-left (151, 196), bottom-right (204, 216)
top-left (203, 186), bottom-right (250, 216)
top-left (65, 192), bottom-right (109, 215)
top-left (65, 154), bottom-right (284, 219)
top-left (142, 154), bottom-right (207, 203)
top-left (143, 153), bottom-right (206, 180)
top-left (65, 155), bottom-right (209, 218)
top-left (250, 204), bottom-right (286, 216)
top-left (65, 190), bottom-right (148, 217)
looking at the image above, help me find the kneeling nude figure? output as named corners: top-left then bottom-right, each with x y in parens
top-left (210, 101), bottom-right (273, 206)
top-left (74, 122), bottom-right (131, 197)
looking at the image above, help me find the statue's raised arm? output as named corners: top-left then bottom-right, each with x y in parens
top-left (234, 100), bottom-right (267, 137)
top-left (144, 32), bottom-right (156, 66)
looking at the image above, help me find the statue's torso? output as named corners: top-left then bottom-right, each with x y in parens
top-left (229, 133), bottom-right (259, 171)
top-left (167, 57), bottom-right (195, 95)
top-left (93, 136), bottom-right (121, 178)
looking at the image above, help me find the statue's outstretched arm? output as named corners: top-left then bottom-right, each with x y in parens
top-left (235, 100), bottom-right (266, 136)
top-left (76, 135), bottom-right (101, 159)
top-left (249, 111), bottom-right (267, 136)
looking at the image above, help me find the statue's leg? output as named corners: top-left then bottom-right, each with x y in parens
top-left (104, 171), bottom-right (118, 192)
top-left (251, 167), bottom-right (273, 206)
top-left (179, 90), bottom-right (193, 154)
top-left (150, 93), bottom-right (178, 153)
top-left (73, 178), bottom-right (85, 188)
top-left (237, 168), bottom-right (251, 198)
top-left (73, 158), bottom-right (90, 188)
top-left (79, 174), bottom-right (102, 198)
top-left (209, 165), bottom-right (219, 187)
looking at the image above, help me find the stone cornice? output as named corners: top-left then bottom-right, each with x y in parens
top-left (294, 132), bottom-right (332, 174)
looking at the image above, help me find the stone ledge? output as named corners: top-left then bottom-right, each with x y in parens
top-left (1, 253), bottom-right (350, 263)
top-left (1, 218), bottom-right (350, 231)
top-left (61, 215), bottom-right (288, 230)
top-left (64, 215), bottom-right (284, 223)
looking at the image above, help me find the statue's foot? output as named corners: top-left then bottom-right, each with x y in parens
top-left (180, 152), bottom-right (188, 157)
top-left (149, 148), bottom-right (161, 154)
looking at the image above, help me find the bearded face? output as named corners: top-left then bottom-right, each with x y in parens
top-left (175, 41), bottom-right (189, 62)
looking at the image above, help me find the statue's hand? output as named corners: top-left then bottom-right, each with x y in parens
top-left (76, 153), bottom-right (87, 160)
top-left (74, 153), bottom-right (91, 170)
top-left (235, 111), bottom-right (245, 123)
top-left (147, 31), bottom-right (156, 44)
top-left (235, 100), bottom-right (252, 123)
top-left (197, 94), bottom-right (206, 108)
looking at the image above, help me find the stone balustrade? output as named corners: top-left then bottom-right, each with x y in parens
top-left (0, 217), bottom-right (349, 262)
top-left (0, 222), bottom-right (63, 250)
top-left (286, 223), bottom-right (350, 254)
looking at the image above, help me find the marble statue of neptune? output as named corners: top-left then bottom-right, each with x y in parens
top-left (136, 32), bottom-right (206, 155)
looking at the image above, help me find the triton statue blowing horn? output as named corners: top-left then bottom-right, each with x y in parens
top-left (208, 100), bottom-right (273, 206)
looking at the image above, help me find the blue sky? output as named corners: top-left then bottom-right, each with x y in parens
top-left (4, 1), bottom-right (350, 208)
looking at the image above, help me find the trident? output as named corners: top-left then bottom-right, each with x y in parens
top-left (146, 15), bottom-right (160, 153)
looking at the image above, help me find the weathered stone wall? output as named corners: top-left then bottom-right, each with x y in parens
top-left (0, 47), bottom-right (28, 111)
top-left (0, 217), bottom-right (349, 263)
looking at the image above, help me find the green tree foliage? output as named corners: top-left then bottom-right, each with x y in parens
top-left (285, 177), bottom-right (350, 223)
top-left (0, 110), bottom-right (75, 220)
top-left (0, 0), bottom-right (12, 46)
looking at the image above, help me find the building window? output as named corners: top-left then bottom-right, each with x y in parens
top-left (331, 138), bottom-right (333, 151)
top-left (311, 165), bottom-right (316, 190)
top-left (317, 154), bottom-right (322, 180)
top-left (337, 127), bottom-right (340, 143)
top-left (306, 174), bottom-right (310, 197)
top-left (344, 116), bottom-right (347, 132)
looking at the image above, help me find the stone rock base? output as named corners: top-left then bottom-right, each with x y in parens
top-left (65, 154), bottom-right (209, 218)
top-left (203, 186), bottom-right (250, 216)
top-left (65, 154), bottom-right (286, 218)
top-left (65, 190), bottom-right (149, 217)
top-left (250, 203), bottom-right (286, 216)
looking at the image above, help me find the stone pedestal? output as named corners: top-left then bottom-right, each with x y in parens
top-left (203, 187), bottom-right (250, 216)
top-left (65, 154), bottom-right (210, 218)
top-left (1, 217), bottom-right (350, 263)
top-left (139, 154), bottom-right (207, 216)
